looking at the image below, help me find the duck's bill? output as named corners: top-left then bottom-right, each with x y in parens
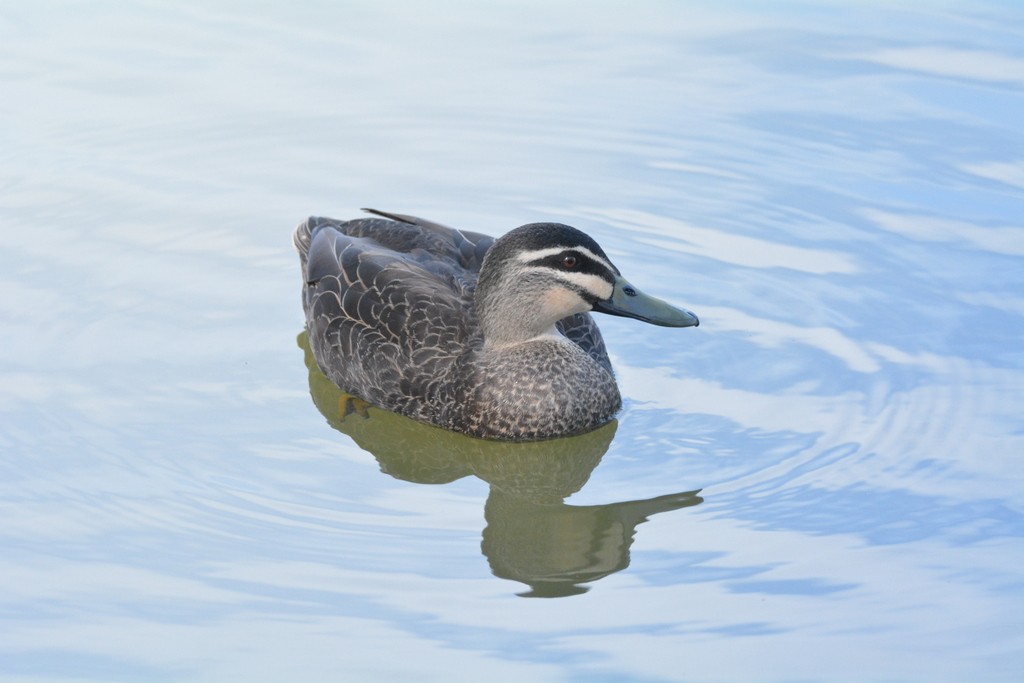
top-left (592, 276), bottom-right (699, 328)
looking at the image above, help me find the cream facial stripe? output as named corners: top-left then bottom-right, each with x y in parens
top-left (548, 270), bottom-right (615, 300)
top-left (514, 245), bottom-right (616, 274)
top-left (514, 245), bottom-right (618, 301)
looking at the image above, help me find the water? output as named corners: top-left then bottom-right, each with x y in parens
top-left (2, 1), bottom-right (1023, 681)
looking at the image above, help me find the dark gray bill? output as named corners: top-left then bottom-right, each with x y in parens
top-left (592, 276), bottom-right (699, 328)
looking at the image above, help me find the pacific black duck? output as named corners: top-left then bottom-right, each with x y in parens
top-left (294, 209), bottom-right (698, 441)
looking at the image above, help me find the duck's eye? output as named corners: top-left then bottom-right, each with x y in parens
top-left (561, 255), bottom-right (578, 269)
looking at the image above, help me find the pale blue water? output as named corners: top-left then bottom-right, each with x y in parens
top-left (2, 2), bottom-right (1023, 681)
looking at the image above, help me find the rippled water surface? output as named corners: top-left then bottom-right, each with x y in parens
top-left (3, 2), bottom-right (1024, 681)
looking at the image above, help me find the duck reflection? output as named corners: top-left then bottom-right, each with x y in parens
top-left (299, 333), bottom-right (703, 597)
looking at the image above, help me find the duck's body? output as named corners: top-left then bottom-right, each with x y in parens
top-left (294, 210), bottom-right (697, 441)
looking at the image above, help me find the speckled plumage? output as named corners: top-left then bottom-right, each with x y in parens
top-left (294, 210), bottom-right (695, 441)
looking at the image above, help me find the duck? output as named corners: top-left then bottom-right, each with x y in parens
top-left (294, 209), bottom-right (698, 441)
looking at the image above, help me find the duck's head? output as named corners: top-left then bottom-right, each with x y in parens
top-left (476, 223), bottom-right (698, 348)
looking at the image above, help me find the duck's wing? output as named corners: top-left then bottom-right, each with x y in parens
top-left (557, 313), bottom-right (613, 376)
top-left (295, 211), bottom-right (493, 272)
top-left (295, 216), bottom-right (484, 417)
top-left (359, 209), bottom-right (494, 273)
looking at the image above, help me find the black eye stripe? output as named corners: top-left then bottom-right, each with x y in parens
top-left (527, 251), bottom-right (615, 283)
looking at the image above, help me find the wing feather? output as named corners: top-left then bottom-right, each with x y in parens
top-left (296, 216), bottom-right (481, 417)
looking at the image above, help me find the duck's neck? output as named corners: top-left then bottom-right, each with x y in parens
top-left (476, 278), bottom-right (590, 350)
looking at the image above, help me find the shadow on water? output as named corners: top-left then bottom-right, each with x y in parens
top-left (298, 333), bottom-right (704, 597)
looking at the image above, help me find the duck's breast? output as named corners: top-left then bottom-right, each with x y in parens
top-left (462, 339), bottom-right (621, 441)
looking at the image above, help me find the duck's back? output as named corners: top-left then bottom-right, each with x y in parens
top-left (294, 212), bottom-right (613, 437)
